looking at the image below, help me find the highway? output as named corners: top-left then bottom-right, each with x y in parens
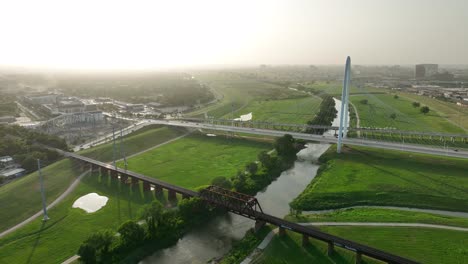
top-left (134, 119), bottom-right (468, 159)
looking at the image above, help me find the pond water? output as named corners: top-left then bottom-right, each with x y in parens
top-left (234, 112), bottom-right (252, 121)
top-left (72, 193), bottom-right (109, 213)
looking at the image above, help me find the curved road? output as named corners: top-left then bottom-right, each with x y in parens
top-left (0, 169), bottom-right (90, 239)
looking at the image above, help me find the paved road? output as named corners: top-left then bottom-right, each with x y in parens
top-left (304, 206), bottom-right (468, 219)
top-left (0, 170), bottom-right (90, 239)
top-left (301, 222), bottom-right (468, 232)
top-left (140, 119), bottom-right (468, 159)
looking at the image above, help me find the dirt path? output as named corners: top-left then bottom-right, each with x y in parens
top-left (0, 169), bottom-right (90, 239)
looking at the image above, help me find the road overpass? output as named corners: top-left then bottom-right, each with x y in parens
top-left (134, 119), bottom-right (468, 159)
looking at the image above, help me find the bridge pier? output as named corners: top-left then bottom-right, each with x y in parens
top-left (327, 242), bottom-right (334, 256)
top-left (110, 170), bottom-right (118, 179)
top-left (254, 220), bottom-right (266, 232)
top-left (278, 226), bottom-right (286, 237)
top-left (154, 185), bottom-right (163, 196)
top-left (355, 251), bottom-right (362, 264)
top-left (130, 177), bottom-right (138, 185)
top-left (120, 174), bottom-right (128, 184)
top-left (143, 181), bottom-right (151, 192)
top-left (301, 234), bottom-right (309, 246)
top-left (168, 189), bottom-right (177, 201)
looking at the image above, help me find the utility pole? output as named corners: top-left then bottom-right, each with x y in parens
top-left (37, 159), bottom-right (49, 221)
top-left (337, 56), bottom-right (351, 153)
top-left (120, 128), bottom-right (128, 170)
top-left (112, 127), bottom-right (117, 170)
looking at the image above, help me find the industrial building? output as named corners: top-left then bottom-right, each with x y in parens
top-left (415, 64), bottom-right (438, 79)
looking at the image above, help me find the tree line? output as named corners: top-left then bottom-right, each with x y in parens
top-left (0, 125), bottom-right (68, 172)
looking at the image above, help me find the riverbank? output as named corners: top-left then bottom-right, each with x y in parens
top-left (290, 144), bottom-right (468, 212)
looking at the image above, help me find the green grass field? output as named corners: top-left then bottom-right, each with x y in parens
top-left (291, 145), bottom-right (468, 212)
top-left (0, 173), bottom-right (157, 264)
top-left (319, 226), bottom-right (468, 264)
top-left (400, 92), bottom-right (468, 132)
top-left (118, 134), bottom-right (272, 190)
top-left (187, 73), bottom-right (309, 119)
top-left (0, 125), bottom-right (186, 233)
top-left (287, 208), bottom-right (468, 228)
top-left (78, 126), bottom-right (186, 162)
top-left (350, 93), bottom-right (465, 133)
top-left (253, 230), bottom-right (379, 264)
top-left (224, 96), bottom-right (322, 124)
top-left (0, 159), bottom-right (83, 233)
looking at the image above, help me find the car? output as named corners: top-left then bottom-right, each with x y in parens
top-left (454, 149), bottom-right (459, 152)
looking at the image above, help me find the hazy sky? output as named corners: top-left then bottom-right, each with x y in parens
top-left (1, 0), bottom-right (467, 69)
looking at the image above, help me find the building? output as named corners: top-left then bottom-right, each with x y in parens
top-left (125, 104), bottom-right (145, 112)
top-left (1, 168), bottom-right (26, 179)
top-left (57, 100), bottom-right (86, 114)
top-left (415, 64), bottom-right (438, 79)
top-left (0, 156), bottom-right (15, 170)
top-left (24, 93), bottom-right (59, 104)
top-left (0, 116), bottom-right (16, 124)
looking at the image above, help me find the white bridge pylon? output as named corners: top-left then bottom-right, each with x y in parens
top-left (337, 56), bottom-right (351, 153)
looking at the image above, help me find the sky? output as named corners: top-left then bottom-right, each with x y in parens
top-left (0, 0), bottom-right (467, 70)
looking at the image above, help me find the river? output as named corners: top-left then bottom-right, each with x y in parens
top-left (140, 99), bottom-right (345, 264)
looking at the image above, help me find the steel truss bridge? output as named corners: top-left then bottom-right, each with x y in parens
top-left (66, 151), bottom-right (419, 264)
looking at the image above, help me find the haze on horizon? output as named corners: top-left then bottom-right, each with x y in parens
top-left (1, 0), bottom-right (467, 70)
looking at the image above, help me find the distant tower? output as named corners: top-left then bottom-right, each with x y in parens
top-left (337, 57), bottom-right (351, 154)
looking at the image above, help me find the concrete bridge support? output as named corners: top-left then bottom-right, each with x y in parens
top-left (110, 170), bottom-right (118, 179)
top-left (120, 174), bottom-right (128, 184)
top-left (168, 190), bottom-right (177, 201)
top-left (327, 242), bottom-right (334, 256)
top-left (301, 235), bottom-right (309, 246)
top-left (143, 181), bottom-right (151, 192)
top-left (355, 251), bottom-right (362, 264)
top-left (278, 226), bottom-right (286, 237)
top-left (130, 177), bottom-right (138, 185)
top-left (254, 220), bottom-right (266, 232)
top-left (154, 185), bottom-right (163, 196)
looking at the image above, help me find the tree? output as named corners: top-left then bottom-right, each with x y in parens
top-left (393, 94), bottom-right (399, 99)
top-left (211, 176), bottom-right (232, 189)
top-left (78, 243), bottom-right (97, 264)
top-left (139, 200), bottom-right (164, 238)
top-left (274, 134), bottom-right (296, 158)
top-left (246, 162), bottom-right (258, 175)
top-left (390, 113), bottom-right (397, 120)
top-left (117, 221), bottom-right (145, 248)
top-left (412, 101), bottom-right (420, 108)
top-left (420, 106), bottom-right (430, 114)
top-left (360, 99), bottom-right (368, 105)
top-left (258, 151), bottom-right (273, 169)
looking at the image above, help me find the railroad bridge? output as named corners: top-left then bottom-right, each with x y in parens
top-left (66, 151), bottom-right (419, 264)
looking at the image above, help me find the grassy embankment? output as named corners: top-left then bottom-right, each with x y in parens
top-left (350, 93), bottom-right (464, 133)
top-left (187, 73), bottom-right (317, 121)
top-left (117, 134), bottom-right (272, 190)
top-left (286, 207), bottom-right (468, 228)
top-left (253, 230), bottom-right (380, 264)
top-left (319, 226), bottom-right (468, 264)
top-left (0, 125), bottom-right (185, 233)
top-left (400, 92), bottom-right (468, 132)
top-left (78, 125), bottom-right (186, 162)
top-left (0, 129), bottom-right (273, 263)
top-left (0, 172), bottom-right (156, 264)
top-left (291, 145), bottom-right (468, 212)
